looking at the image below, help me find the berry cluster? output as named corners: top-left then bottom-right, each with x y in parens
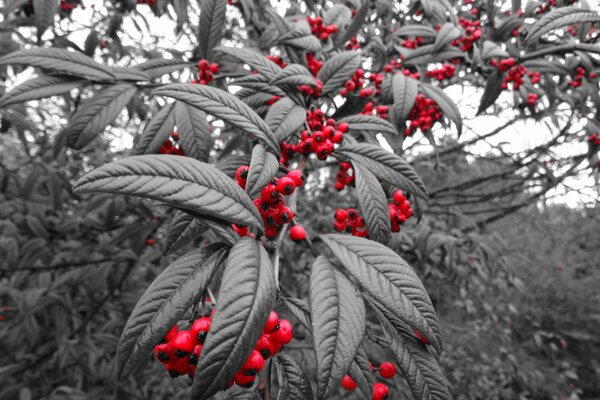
top-left (306, 16), bottom-right (337, 42)
top-left (367, 72), bottom-right (384, 96)
top-left (399, 37), bottom-right (423, 49)
top-left (154, 310), bottom-right (293, 388)
top-left (280, 112), bottom-right (349, 164)
top-left (452, 18), bottom-right (481, 52)
top-left (159, 131), bottom-right (185, 155)
top-left (137, 0), bottom-right (156, 5)
top-left (192, 60), bottom-right (219, 85)
top-left (60, 0), bottom-right (78, 12)
top-left (334, 162), bottom-right (354, 191)
top-left (299, 79), bottom-right (323, 97)
top-left (388, 189), bottom-right (414, 231)
top-left (568, 67), bottom-right (597, 87)
top-left (346, 36), bottom-right (361, 50)
top-left (341, 69), bottom-right (373, 98)
top-left (266, 55), bottom-right (287, 69)
top-left (404, 94), bottom-right (443, 136)
top-left (342, 361), bottom-right (397, 399)
top-left (526, 93), bottom-right (538, 107)
top-left (588, 133), bottom-right (600, 146)
top-left (306, 53), bottom-right (324, 77)
top-left (235, 167), bottom-right (306, 240)
top-left (425, 63), bottom-right (456, 82)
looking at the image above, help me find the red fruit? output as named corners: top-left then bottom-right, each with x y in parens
top-left (277, 176), bottom-right (296, 195)
top-left (335, 209), bottom-right (348, 222)
top-left (264, 310), bottom-right (280, 334)
top-left (171, 331), bottom-right (196, 357)
top-left (187, 364), bottom-right (197, 378)
top-left (198, 59), bottom-right (209, 70)
top-left (188, 344), bottom-right (203, 366)
top-left (154, 343), bottom-right (171, 363)
top-left (255, 335), bottom-right (274, 358)
top-left (414, 330), bottom-right (430, 345)
top-left (373, 383), bottom-right (389, 400)
top-left (233, 224), bottom-right (249, 236)
top-left (393, 190), bottom-right (406, 204)
top-left (278, 207), bottom-right (294, 224)
top-left (265, 226), bottom-right (279, 240)
top-left (378, 362), bottom-right (396, 379)
top-left (234, 372), bottom-right (256, 387)
top-left (173, 357), bottom-right (191, 375)
top-left (209, 63), bottom-right (219, 74)
top-left (236, 166), bottom-right (249, 182)
top-left (289, 225), bottom-right (307, 242)
top-left (337, 122), bottom-right (349, 133)
top-left (341, 374), bottom-right (358, 390)
top-left (146, 238), bottom-right (155, 246)
top-left (332, 131), bottom-right (344, 144)
top-left (165, 325), bottom-right (178, 342)
top-left (271, 319), bottom-right (293, 344)
top-left (261, 184), bottom-right (279, 203)
top-left (242, 350), bottom-right (265, 375)
top-left (191, 317), bottom-right (211, 344)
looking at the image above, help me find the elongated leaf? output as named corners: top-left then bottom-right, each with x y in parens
top-left (320, 234), bottom-right (442, 353)
top-left (215, 46), bottom-right (282, 79)
top-left (433, 23), bottom-right (461, 52)
top-left (282, 297), bottom-right (312, 330)
top-left (192, 237), bottom-right (276, 400)
top-left (33, 0), bottom-right (58, 39)
top-left (164, 210), bottom-right (209, 254)
top-left (317, 51), bottom-right (361, 95)
top-left (394, 25), bottom-right (438, 38)
top-left (477, 69), bottom-right (504, 115)
top-left (524, 7), bottom-right (600, 48)
top-left (66, 83), bottom-right (137, 149)
top-left (133, 58), bottom-right (192, 79)
top-left (116, 244), bottom-right (228, 379)
top-left (180, 209), bottom-right (238, 245)
top-left (0, 47), bottom-right (116, 82)
top-left (246, 144), bottom-right (280, 198)
top-left (276, 354), bottom-right (314, 400)
top-left (153, 83), bottom-right (280, 155)
top-left (310, 255), bottom-right (366, 400)
top-left (334, 0), bottom-right (370, 49)
top-left (353, 162), bottom-right (391, 243)
top-left (198, 0), bottom-right (227, 60)
top-left (174, 101), bottom-right (212, 162)
top-left (374, 306), bottom-right (451, 400)
top-left (324, 4), bottom-right (352, 27)
top-left (338, 114), bottom-right (398, 136)
top-left (419, 82), bottom-right (462, 136)
top-left (73, 155), bottom-right (264, 231)
top-left (3, 0), bottom-right (29, 18)
top-left (339, 142), bottom-right (428, 200)
top-left (265, 97), bottom-right (306, 141)
top-left (134, 102), bottom-right (176, 155)
top-left (0, 76), bottom-right (84, 108)
top-left (392, 73), bottom-right (419, 125)
top-left (270, 64), bottom-right (317, 88)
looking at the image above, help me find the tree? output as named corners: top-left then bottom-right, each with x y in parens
top-left (0, 0), bottom-right (599, 399)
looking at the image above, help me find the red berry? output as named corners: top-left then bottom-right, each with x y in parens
top-left (271, 319), bottom-right (293, 344)
top-left (289, 225), bottom-right (307, 242)
top-left (393, 190), bottom-right (406, 204)
top-left (171, 331), bottom-right (195, 357)
top-left (277, 176), bottom-right (296, 195)
top-left (242, 350), bottom-right (265, 374)
top-left (337, 122), bottom-right (349, 133)
top-left (209, 63), bottom-right (219, 74)
top-left (191, 317), bottom-right (211, 344)
top-left (335, 209), bottom-right (348, 222)
top-left (146, 238), bottom-right (155, 246)
top-left (198, 59), bottom-right (209, 70)
top-left (264, 310), bottom-right (279, 334)
top-left (373, 382), bottom-right (389, 400)
top-left (236, 166), bottom-right (249, 182)
top-left (154, 343), bottom-right (171, 363)
top-left (165, 325), bottom-right (178, 341)
top-left (341, 374), bottom-right (358, 390)
top-left (234, 372), bottom-right (255, 387)
top-left (255, 335), bottom-right (274, 358)
top-left (378, 362), bottom-right (396, 379)
top-left (265, 226), bottom-right (279, 240)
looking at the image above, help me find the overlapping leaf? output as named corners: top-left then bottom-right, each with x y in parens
top-left (198, 0), bottom-right (227, 60)
top-left (174, 101), bottom-right (212, 162)
top-left (164, 210), bottom-right (209, 254)
top-left (133, 58), bottom-right (192, 79)
top-left (115, 244), bottom-right (228, 379)
top-left (246, 144), bottom-right (280, 198)
top-left (310, 255), bottom-right (366, 400)
top-left (153, 83), bottom-right (280, 155)
top-left (338, 114), bottom-right (398, 136)
top-left (191, 237), bottom-right (276, 400)
top-left (433, 23), bottom-right (462, 52)
top-left (265, 97), bottom-right (306, 141)
top-left (73, 155), bottom-right (264, 231)
top-left (33, 0), bottom-right (58, 39)
top-left (0, 76), bottom-right (84, 108)
top-left (270, 64), bottom-right (317, 88)
top-left (215, 46), bottom-right (282, 79)
top-left (524, 6), bottom-right (600, 48)
top-left (276, 354), bottom-right (314, 400)
top-left (334, 0), bottom-right (370, 49)
top-left (353, 162), bottom-right (391, 244)
top-left (320, 234), bottom-right (442, 353)
top-left (477, 69), bottom-right (505, 115)
top-left (317, 51), bottom-right (361, 95)
top-left (392, 73), bottom-right (419, 125)
top-left (134, 102), bottom-right (176, 155)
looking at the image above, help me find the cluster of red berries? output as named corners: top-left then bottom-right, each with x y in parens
top-left (342, 361), bottom-right (396, 399)
top-left (492, 57), bottom-right (516, 72)
top-left (306, 16), bottom-right (337, 42)
top-left (361, 102), bottom-right (390, 120)
top-left (388, 189), bottom-right (414, 231)
top-left (399, 37), bottom-right (423, 49)
top-left (334, 162), bottom-right (354, 191)
top-left (536, 0), bottom-right (576, 14)
top-left (340, 69), bottom-right (373, 98)
top-left (529, 70), bottom-right (541, 84)
top-left (568, 67), bottom-right (598, 87)
top-left (346, 36), bottom-right (361, 50)
top-left (159, 131), bottom-right (185, 155)
top-left (306, 53), bottom-right (324, 77)
top-left (266, 55), bottom-right (287, 69)
top-left (404, 94), bottom-right (443, 137)
top-left (425, 63), bottom-right (456, 81)
top-left (59, 0), bottom-right (78, 12)
top-left (266, 96), bottom-right (281, 106)
top-left (452, 18), bottom-right (481, 51)
top-left (526, 93), bottom-right (538, 107)
top-left (588, 133), bottom-right (600, 146)
top-left (192, 60), bottom-right (219, 85)
top-left (137, 0), bottom-right (156, 5)
top-left (299, 79), bottom-right (323, 97)
top-left (280, 112), bottom-right (349, 164)
top-left (235, 167), bottom-right (306, 241)
top-left (367, 72), bottom-right (384, 95)
top-left (154, 310), bottom-right (293, 388)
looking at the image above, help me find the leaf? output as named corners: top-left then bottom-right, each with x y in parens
top-left (477, 69), bottom-right (505, 115)
top-left (197, 0), bottom-right (227, 60)
top-left (320, 234), bottom-right (442, 354)
top-left (153, 83), bottom-right (280, 155)
top-left (215, 46), bottom-right (282, 79)
top-left (65, 83), bottom-right (137, 149)
top-left (282, 297), bottom-right (312, 330)
top-left (265, 97), bottom-right (306, 141)
top-left (0, 76), bottom-right (84, 108)
top-left (338, 114), bottom-right (398, 136)
top-left (134, 102), bottom-right (176, 155)
top-left (3, 0), bottom-right (29, 18)
top-left (191, 237), bottom-right (277, 400)
top-left (270, 64), bottom-right (317, 88)
top-left (73, 155), bottom-right (264, 231)
top-left (33, 0), bottom-right (58, 39)
top-left (324, 4), bottom-right (352, 27)
top-left (109, 66), bottom-right (151, 82)
top-left (353, 162), bottom-right (391, 243)
top-left (0, 47), bottom-right (116, 82)
top-left (216, 154), bottom-right (253, 177)
top-left (334, 0), bottom-right (370, 49)
top-left (310, 255), bottom-right (365, 400)
top-left (174, 101), bottom-right (212, 162)
top-left (115, 244), bottom-right (228, 379)
top-left (492, 15), bottom-right (522, 42)
top-left (164, 210), bottom-right (209, 254)
top-left (480, 40), bottom-right (509, 60)
top-left (276, 354), bottom-right (315, 400)
top-left (392, 73), bottom-right (419, 124)
top-left (524, 6), bottom-right (600, 48)
top-left (317, 51), bottom-right (362, 95)
top-left (280, 33), bottom-right (322, 53)
top-left (347, 346), bottom-right (374, 399)
top-left (433, 23), bottom-right (462, 52)
top-left (394, 24), bottom-right (438, 38)
top-left (338, 142), bottom-right (428, 200)
top-left (246, 144), bottom-right (280, 198)
top-left (419, 82), bottom-right (462, 136)
top-left (374, 306), bottom-right (451, 400)
top-left (133, 58), bottom-right (192, 79)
